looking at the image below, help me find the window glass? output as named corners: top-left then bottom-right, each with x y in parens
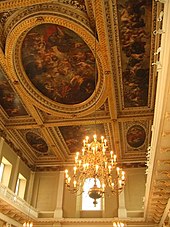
top-left (82, 178), bottom-right (102, 210)
top-left (0, 162), bottom-right (4, 182)
top-left (15, 173), bottom-right (27, 199)
top-left (0, 157), bottom-right (12, 187)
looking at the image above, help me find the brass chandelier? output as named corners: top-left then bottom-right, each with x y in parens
top-left (65, 0), bottom-right (125, 206)
top-left (65, 134), bottom-right (125, 206)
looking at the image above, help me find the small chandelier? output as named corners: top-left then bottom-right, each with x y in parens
top-left (113, 222), bottom-right (125, 227)
top-left (23, 222), bottom-right (33, 227)
top-left (65, 134), bottom-right (125, 206)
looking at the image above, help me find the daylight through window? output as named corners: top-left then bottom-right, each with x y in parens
top-left (82, 178), bottom-right (102, 210)
top-left (0, 157), bottom-right (12, 187)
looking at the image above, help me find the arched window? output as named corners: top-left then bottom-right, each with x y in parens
top-left (82, 178), bottom-right (102, 210)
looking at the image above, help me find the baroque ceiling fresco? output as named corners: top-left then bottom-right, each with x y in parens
top-left (118, 1), bottom-right (152, 108)
top-left (1, 0), bottom-right (170, 225)
top-left (21, 24), bottom-right (97, 105)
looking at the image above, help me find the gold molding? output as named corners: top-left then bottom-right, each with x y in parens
top-left (0, 0), bottom-right (56, 12)
top-left (6, 15), bottom-right (108, 116)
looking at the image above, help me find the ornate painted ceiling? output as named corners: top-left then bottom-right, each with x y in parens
top-left (0, 0), bottom-right (156, 169)
top-left (0, 0), bottom-right (170, 226)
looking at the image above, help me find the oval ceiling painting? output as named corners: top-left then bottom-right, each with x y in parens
top-left (26, 132), bottom-right (48, 153)
top-left (21, 24), bottom-right (97, 105)
top-left (127, 125), bottom-right (146, 148)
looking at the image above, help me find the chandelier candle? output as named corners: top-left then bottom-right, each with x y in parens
top-left (65, 134), bottom-right (126, 206)
top-left (113, 222), bottom-right (125, 227)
